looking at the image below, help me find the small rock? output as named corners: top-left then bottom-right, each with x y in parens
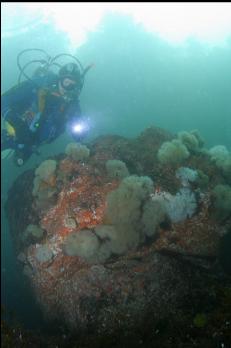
top-left (17, 252), bottom-right (27, 263)
top-left (64, 217), bottom-right (77, 229)
top-left (35, 245), bottom-right (53, 263)
top-left (23, 265), bottom-right (33, 277)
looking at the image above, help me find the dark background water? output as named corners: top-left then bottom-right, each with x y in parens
top-left (1, 9), bottom-right (231, 329)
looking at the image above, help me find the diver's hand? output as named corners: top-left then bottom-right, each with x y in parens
top-left (1, 149), bottom-right (14, 160)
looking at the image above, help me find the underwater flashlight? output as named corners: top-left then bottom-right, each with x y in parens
top-left (72, 122), bottom-right (85, 133)
top-left (70, 117), bottom-right (91, 138)
top-left (72, 118), bottom-right (91, 133)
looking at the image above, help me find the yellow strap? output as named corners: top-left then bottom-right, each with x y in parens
top-left (1, 87), bottom-right (48, 138)
top-left (4, 120), bottom-right (16, 137)
top-left (38, 88), bottom-right (48, 113)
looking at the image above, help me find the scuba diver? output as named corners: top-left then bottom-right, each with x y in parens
top-left (1, 49), bottom-right (93, 166)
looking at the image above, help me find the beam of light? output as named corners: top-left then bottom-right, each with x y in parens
top-left (72, 123), bottom-right (85, 134)
top-left (71, 117), bottom-right (91, 135)
top-left (2, 2), bottom-right (231, 47)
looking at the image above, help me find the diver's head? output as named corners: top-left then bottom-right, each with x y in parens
top-left (58, 62), bottom-right (82, 95)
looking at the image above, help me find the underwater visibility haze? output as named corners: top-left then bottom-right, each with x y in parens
top-left (1, 3), bottom-right (231, 347)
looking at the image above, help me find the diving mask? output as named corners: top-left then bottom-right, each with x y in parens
top-left (60, 77), bottom-right (78, 91)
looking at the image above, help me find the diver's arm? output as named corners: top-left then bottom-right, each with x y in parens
top-left (1, 74), bottom-right (56, 120)
top-left (1, 80), bottom-right (35, 118)
top-left (1, 82), bottom-right (33, 153)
